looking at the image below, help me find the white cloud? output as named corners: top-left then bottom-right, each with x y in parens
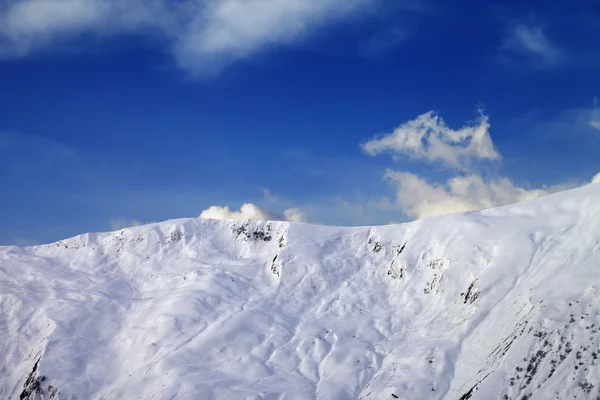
top-left (501, 24), bottom-right (563, 66)
top-left (282, 208), bottom-right (309, 223)
top-left (199, 203), bottom-right (309, 223)
top-left (0, 0), bottom-right (378, 75)
top-left (199, 203), bottom-right (271, 221)
top-left (364, 109), bottom-right (599, 221)
top-left (110, 219), bottom-right (143, 231)
top-left (0, 0), bottom-right (159, 56)
top-left (590, 121), bottom-right (600, 130)
top-left (592, 172), bottom-right (600, 184)
top-left (362, 111), bottom-right (500, 170)
top-left (383, 171), bottom-right (565, 219)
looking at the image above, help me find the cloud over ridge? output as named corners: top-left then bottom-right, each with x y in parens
top-left (383, 171), bottom-right (560, 219)
top-left (199, 203), bottom-right (309, 223)
top-left (365, 109), bottom-right (600, 220)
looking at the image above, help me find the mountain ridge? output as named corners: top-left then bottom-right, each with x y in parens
top-left (1, 183), bottom-right (600, 399)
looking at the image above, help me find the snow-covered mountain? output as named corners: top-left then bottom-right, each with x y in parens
top-left (1, 184), bottom-right (600, 400)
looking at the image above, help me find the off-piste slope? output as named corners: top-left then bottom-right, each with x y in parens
top-left (1, 183), bottom-right (600, 400)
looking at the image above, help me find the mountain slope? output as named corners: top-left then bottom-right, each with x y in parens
top-left (1, 184), bottom-right (600, 400)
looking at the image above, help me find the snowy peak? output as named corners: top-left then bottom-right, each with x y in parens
top-left (1, 184), bottom-right (600, 399)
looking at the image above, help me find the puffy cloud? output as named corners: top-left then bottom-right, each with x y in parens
top-left (110, 219), bottom-right (142, 231)
top-left (500, 24), bottom-right (563, 67)
top-left (282, 208), bottom-right (309, 223)
top-left (592, 172), bottom-right (600, 184)
top-left (199, 203), bottom-right (271, 221)
top-left (362, 111), bottom-right (500, 170)
top-left (383, 171), bottom-right (563, 219)
top-left (364, 109), bottom-right (599, 220)
top-left (199, 203), bottom-right (309, 223)
top-left (0, 0), bottom-right (379, 75)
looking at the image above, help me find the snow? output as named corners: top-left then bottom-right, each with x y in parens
top-left (1, 183), bottom-right (600, 400)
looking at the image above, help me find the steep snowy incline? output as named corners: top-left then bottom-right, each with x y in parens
top-left (1, 183), bottom-right (600, 400)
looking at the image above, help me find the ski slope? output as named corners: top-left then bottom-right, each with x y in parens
top-left (1, 183), bottom-right (600, 400)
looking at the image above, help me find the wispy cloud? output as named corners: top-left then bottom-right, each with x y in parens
top-left (0, 0), bottom-right (388, 75)
top-left (591, 97), bottom-right (600, 130)
top-left (261, 188), bottom-right (278, 204)
top-left (361, 110), bottom-right (500, 171)
top-left (0, 131), bottom-right (80, 160)
top-left (361, 27), bottom-right (408, 56)
top-left (505, 103), bottom-right (600, 144)
top-left (0, 130), bottom-right (98, 185)
top-left (500, 23), bottom-right (564, 67)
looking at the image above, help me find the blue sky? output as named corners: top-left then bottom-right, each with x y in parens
top-left (1, 0), bottom-right (599, 245)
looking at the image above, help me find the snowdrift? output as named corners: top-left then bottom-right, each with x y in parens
top-left (1, 183), bottom-right (600, 400)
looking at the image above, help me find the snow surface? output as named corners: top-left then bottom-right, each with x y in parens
top-left (2, 183), bottom-right (600, 400)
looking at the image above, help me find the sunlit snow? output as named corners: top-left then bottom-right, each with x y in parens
top-left (2, 184), bottom-right (600, 399)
